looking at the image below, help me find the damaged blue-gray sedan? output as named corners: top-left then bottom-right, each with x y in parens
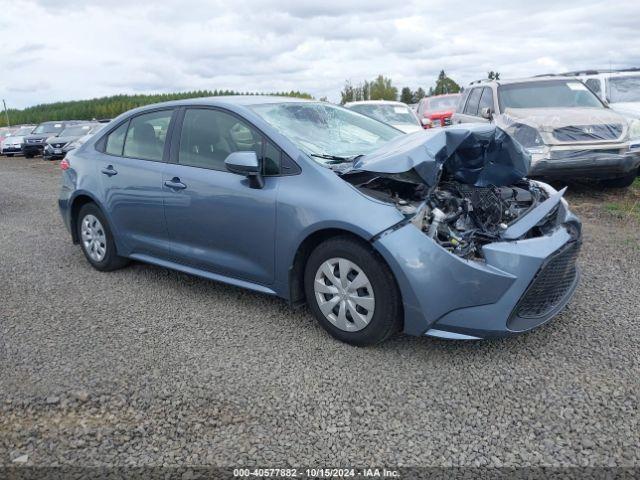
top-left (58, 97), bottom-right (582, 345)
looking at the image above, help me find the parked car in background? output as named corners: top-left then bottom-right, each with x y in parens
top-left (453, 77), bottom-right (640, 188)
top-left (60, 96), bottom-right (581, 345)
top-left (416, 94), bottom-right (461, 128)
top-left (344, 100), bottom-right (423, 133)
top-left (61, 123), bottom-right (106, 155)
top-left (0, 126), bottom-right (18, 146)
top-left (22, 120), bottom-right (82, 158)
top-left (0, 125), bottom-right (35, 156)
top-left (43, 123), bottom-right (102, 160)
top-left (560, 69), bottom-right (640, 119)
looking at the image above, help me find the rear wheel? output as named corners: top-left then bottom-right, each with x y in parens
top-left (6, 153), bottom-right (14, 157)
top-left (599, 172), bottom-right (637, 188)
top-left (25, 153), bottom-right (34, 159)
top-left (304, 236), bottom-right (402, 346)
top-left (77, 203), bottom-right (129, 271)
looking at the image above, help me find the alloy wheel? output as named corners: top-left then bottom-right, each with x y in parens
top-left (80, 214), bottom-right (107, 262)
top-left (313, 257), bottom-right (375, 332)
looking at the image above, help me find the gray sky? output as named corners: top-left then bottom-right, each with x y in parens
top-left (1, 0), bottom-right (639, 109)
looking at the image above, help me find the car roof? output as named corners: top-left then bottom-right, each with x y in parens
top-left (426, 93), bottom-right (460, 98)
top-left (115, 95), bottom-right (319, 119)
top-left (467, 76), bottom-right (583, 87)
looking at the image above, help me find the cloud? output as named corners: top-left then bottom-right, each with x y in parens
top-left (1, 0), bottom-right (639, 109)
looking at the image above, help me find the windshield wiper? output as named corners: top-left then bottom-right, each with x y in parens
top-left (310, 153), bottom-right (361, 164)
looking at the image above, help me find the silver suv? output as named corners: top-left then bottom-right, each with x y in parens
top-left (453, 77), bottom-right (640, 187)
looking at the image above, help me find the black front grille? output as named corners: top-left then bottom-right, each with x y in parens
top-left (508, 240), bottom-right (580, 331)
top-left (553, 124), bottom-right (623, 142)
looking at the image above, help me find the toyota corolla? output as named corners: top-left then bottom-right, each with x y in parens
top-left (59, 96), bottom-right (581, 345)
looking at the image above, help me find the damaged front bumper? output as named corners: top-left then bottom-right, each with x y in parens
top-left (529, 144), bottom-right (640, 180)
top-left (373, 187), bottom-right (582, 339)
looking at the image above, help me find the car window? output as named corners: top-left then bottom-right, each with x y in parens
top-left (498, 80), bottom-right (603, 109)
top-left (105, 122), bottom-right (129, 156)
top-left (250, 102), bottom-right (401, 162)
top-left (178, 108), bottom-right (263, 172)
top-left (463, 88), bottom-right (482, 116)
top-left (349, 104), bottom-right (417, 125)
top-left (428, 95), bottom-right (460, 111)
top-left (607, 76), bottom-right (640, 103)
top-left (263, 139), bottom-right (281, 175)
top-left (478, 88), bottom-right (494, 113)
top-left (33, 123), bottom-right (64, 134)
top-left (457, 90), bottom-right (470, 113)
top-left (123, 110), bottom-right (172, 161)
top-left (585, 78), bottom-right (602, 97)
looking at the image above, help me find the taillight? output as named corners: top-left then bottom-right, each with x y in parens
top-left (60, 158), bottom-right (70, 170)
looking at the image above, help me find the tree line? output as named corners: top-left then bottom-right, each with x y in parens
top-left (340, 70), bottom-right (501, 104)
top-left (340, 70), bottom-right (462, 104)
top-left (1, 90), bottom-right (313, 127)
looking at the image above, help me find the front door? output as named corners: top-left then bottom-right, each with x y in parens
top-left (162, 107), bottom-right (277, 286)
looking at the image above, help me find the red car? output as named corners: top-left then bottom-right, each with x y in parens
top-left (416, 94), bottom-right (461, 128)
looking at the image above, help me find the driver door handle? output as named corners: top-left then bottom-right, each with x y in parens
top-left (101, 165), bottom-right (118, 177)
top-left (164, 177), bottom-right (187, 190)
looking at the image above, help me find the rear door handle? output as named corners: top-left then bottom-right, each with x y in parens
top-left (164, 177), bottom-right (187, 190)
top-left (101, 166), bottom-right (118, 177)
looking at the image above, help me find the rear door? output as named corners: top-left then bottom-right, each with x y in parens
top-left (161, 107), bottom-right (278, 286)
top-left (96, 109), bottom-right (175, 257)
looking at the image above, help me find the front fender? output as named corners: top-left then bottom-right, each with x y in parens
top-left (373, 224), bottom-right (517, 336)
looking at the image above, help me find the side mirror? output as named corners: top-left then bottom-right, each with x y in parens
top-left (224, 151), bottom-right (264, 189)
top-left (480, 107), bottom-right (493, 120)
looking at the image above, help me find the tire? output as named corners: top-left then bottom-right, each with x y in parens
top-left (7, 154), bottom-right (14, 157)
top-left (599, 172), bottom-right (637, 189)
top-left (77, 203), bottom-right (129, 271)
top-left (304, 236), bottom-right (402, 346)
top-left (25, 153), bottom-right (34, 159)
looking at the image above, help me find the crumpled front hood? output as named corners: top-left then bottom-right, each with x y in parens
top-left (500, 107), bottom-right (625, 131)
top-left (351, 124), bottom-right (530, 188)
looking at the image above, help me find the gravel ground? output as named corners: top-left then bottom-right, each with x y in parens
top-left (0, 156), bottom-right (638, 468)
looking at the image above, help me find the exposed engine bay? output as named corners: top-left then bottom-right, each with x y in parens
top-left (344, 173), bottom-right (550, 259)
top-left (337, 124), bottom-right (561, 259)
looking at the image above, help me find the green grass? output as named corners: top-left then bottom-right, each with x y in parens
top-left (603, 177), bottom-right (640, 222)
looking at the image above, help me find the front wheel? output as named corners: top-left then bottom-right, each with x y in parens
top-left (304, 236), bottom-right (402, 346)
top-left (77, 203), bottom-right (129, 271)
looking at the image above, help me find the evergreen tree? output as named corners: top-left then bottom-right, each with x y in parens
top-left (412, 87), bottom-right (426, 103)
top-left (433, 70), bottom-right (461, 95)
top-left (400, 87), bottom-right (413, 104)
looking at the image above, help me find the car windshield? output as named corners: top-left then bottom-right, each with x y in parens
top-left (10, 126), bottom-right (34, 136)
top-left (607, 76), bottom-right (640, 103)
top-left (60, 125), bottom-right (93, 137)
top-left (498, 80), bottom-right (603, 109)
top-left (33, 123), bottom-right (65, 134)
top-left (428, 95), bottom-right (459, 111)
top-left (348, 103), bottom-right (417, 126)
top-left (250, 102), bottom-right (402, 163)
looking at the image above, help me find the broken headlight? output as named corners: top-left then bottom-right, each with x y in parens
top-left (511, 123), bottom-right (545, 154)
